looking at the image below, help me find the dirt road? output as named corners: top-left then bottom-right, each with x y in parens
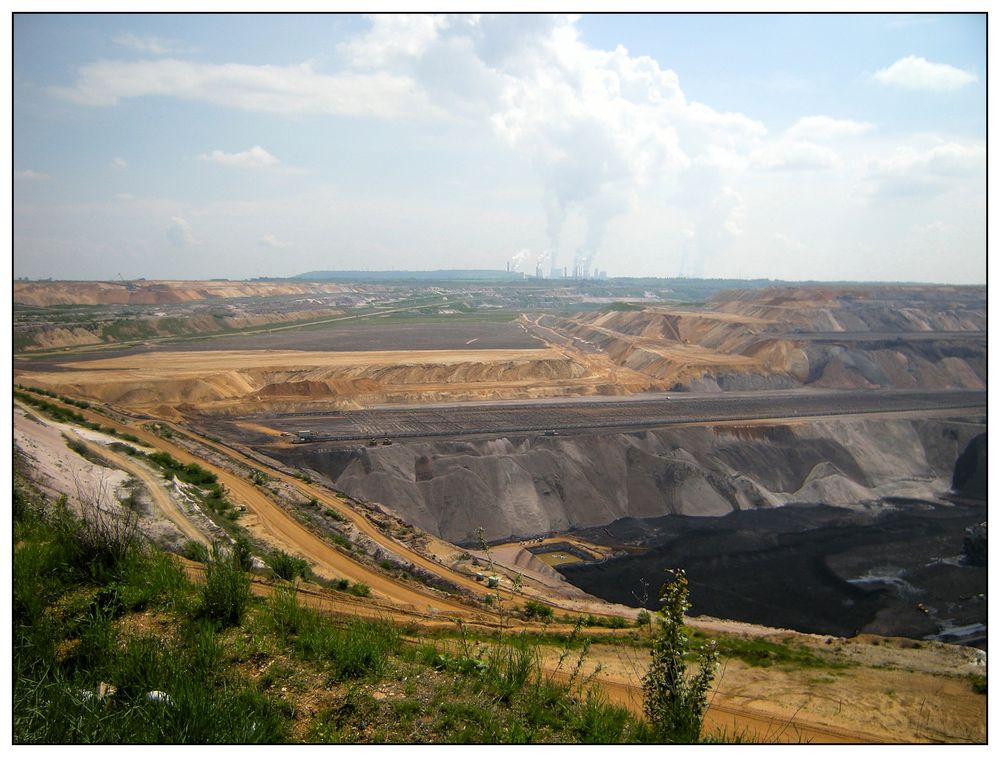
top-left (72, 433), bottom-right (209, 546)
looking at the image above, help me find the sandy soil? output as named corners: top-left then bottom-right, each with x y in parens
top-left (14, 408), bottom-right (131, 513)
top-left (14, 407), bottom-right (197, 548)
top-left (16, 346), bottom-right (615, 416)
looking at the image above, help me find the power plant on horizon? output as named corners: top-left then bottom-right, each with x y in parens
top-left (506, 260), bottom-right (607, 280)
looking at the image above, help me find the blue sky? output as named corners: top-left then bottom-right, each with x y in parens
top-left (13, 13), bottom-right (986, 283)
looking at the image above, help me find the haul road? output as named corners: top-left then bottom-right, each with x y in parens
top-left (252, 388), bottom-right (988, 445)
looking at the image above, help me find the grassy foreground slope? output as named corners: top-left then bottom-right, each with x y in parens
top-left (12, 451), bottom-right (666, 744)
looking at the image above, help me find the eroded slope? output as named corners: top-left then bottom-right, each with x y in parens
top-left (278, 417), bottom-right (981, 544)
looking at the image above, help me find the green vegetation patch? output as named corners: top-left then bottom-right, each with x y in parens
top-left (692, 630), bottom-right (850, 670)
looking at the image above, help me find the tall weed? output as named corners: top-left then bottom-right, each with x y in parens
top-left (200, 543), bottom-right (252, 627)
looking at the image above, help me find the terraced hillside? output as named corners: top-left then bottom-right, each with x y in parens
top-left (532, 286), bottom-right (985, 393)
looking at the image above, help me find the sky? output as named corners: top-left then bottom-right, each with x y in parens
top-left (12, 12), bottom-right (987, 283)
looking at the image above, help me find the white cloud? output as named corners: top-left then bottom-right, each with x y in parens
top-left (716, 187), bottom-right (746, 236)
top-left (114, 33), bottom-right (193, 56)
top-left (873, 55), bottom-right (977, 91)
top-left (52, 59), bottom-right (441, 119)
top-left (199, 145), bottom-right (279, 169)
top-left (786, 115), bottom-right (874, 140)
top-left (259, 233), bottom-right (291, 249)
top-left (114, 193), bottom-right (134, 201)
top-left (166, 216), bottom-right (196, 247)
top-left (340, 13), bottom-right (450, 68)
top-left (750, 141), bottom-right (840, 172)
top-left (15, 169), bottom-right (49, 180)
top-left (111, 156), bottom-right (127, 168)
top-left (866, 141), bottom-right (985, 197)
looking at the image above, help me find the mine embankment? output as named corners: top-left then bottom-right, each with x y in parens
top-left (268, 412), bottom-right (985, 546)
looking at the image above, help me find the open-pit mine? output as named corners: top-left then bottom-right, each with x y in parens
top-left (14, 277), bottom-right (987, 742)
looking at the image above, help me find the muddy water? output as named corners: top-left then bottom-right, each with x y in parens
top-left (560, 500), bottom-right (987, 646)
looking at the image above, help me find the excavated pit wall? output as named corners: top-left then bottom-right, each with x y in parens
top-left (275, 416), bottom-right (984, 546)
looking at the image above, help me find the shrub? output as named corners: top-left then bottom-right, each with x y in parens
top-left (522, 600), bottom-right (554, 621)
top-left (180, 540), bottom-right (210, 564)
top-left (200, 543), bottom-right (252, 627)
top-left (65, 479), bottom-right (144, 579)
top-left (268, 549), bottom-right (309, 581)
top-left (330, 533), bottom-right (353, 551)
top-left (642, 569), bottom-right (717, 743)
top-left (636, 609), bottom-right (651, 627)
top-left (232, 536), bottom-right (255, 572)
top-left (347, 582), bottom-right (370, 598)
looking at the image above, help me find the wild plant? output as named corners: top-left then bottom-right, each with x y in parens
top-left (200, 542), bottom-right (252, 628)
top-left (642, 569), bottom-right (718, 743)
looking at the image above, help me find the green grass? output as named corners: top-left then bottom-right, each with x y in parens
top-left (267, 549), bottom-right (310, 581)
top-left (692, 631), bottom-right (849, 670)
top-left (200, 545), bottom-right (252, 628)
top-left (143, 451), bottom-right (239, 520)
top-left (14, 389), bottom-right (145, 445)
top-left (262, 586), bottom-right (398, 681)
top-left (12, 469), bottom-right (288, 743)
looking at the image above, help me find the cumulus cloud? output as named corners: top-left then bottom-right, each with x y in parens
top-left (114, 33), bottom-right (193, 56)
top-left (199, 145), bottom-right (279, 168)
top-left (111, 156), bottom-right (127, 168)
top-left (342, 14), bottom-right (766, 275)
top-left (873, 55), bottom-right (977, 91)
top-left (340, 13), bottom-right (450, 68)
top-left (15, 169), bottom-right (49, 180)
top-left (786, 115), bottom-right (874, 140)
top-left (866, 141), bottom-right (985, 197)
top-left (750, 141), bottom-right (840, 172)
top-left (166, 216), bottom-right (196, 247)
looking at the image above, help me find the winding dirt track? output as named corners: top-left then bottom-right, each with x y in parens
top-left (16, 397), bottom-right (491, 620)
